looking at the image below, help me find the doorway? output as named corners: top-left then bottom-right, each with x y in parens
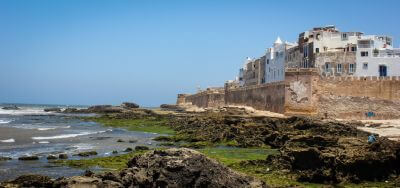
top-left (379, 65), bottom-right (387, 77)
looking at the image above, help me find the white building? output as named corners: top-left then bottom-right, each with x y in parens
top-left (355, 35), bottom-right (400, 77)
top-left (264, 37), bottom-right (296, 83)
top-left (238, 57), bottom-right (253, 86)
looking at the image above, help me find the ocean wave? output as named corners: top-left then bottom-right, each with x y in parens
top-left (0, 138), bottom-right (15, 143)
top-left (11, 124), bottom-right (71, 130)
top-left (37, 127), bottom-right (57, 131)
top-left (32, 130), bottom-right (107, 140)
top-left (0, 119), bottom-right (12, 124)
top-left (38, 141), bottom-right (50, 144)
top-left (0, 108), bottom-right (52, 115)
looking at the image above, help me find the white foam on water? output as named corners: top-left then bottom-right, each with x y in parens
top-left (0, 138), bottom-right (15, 143)
top-left (0, 119), bottom-right (12, 124)
top-left (32, 130), bottom-right (107, 140)
top-left (0, 107), bottom-right (52, 115)
top-left (73, 143), bottom-right (94, 150)
top-left (37, 127), bottom-right (57, 131)
top-left (38, 141), bottom-right (50, 144)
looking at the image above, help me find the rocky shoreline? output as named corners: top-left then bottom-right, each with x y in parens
top-left (0, 148), bottom-right (266, 188)
top-left (2, 104), bottom-right (400, 187)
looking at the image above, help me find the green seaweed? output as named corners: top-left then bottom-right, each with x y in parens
top-left (82, 116), bottom-right (175, 135)
top-left (52, 151), bottom-right (148, 171)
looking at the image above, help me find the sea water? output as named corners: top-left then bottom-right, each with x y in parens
top-left (0, 103), bottom-right (159, 181)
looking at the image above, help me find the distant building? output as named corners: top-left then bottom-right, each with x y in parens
top-left (235, 25), bottom-right (400, 86)
top-left (355, 35), bottom-right (400, 77)
top-left (264, 37), bottom-right (296, 83)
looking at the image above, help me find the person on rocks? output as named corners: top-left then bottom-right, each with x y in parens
top-left (368, 134), bottom-right (377, 143)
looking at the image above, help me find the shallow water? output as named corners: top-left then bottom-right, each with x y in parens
top-left (0, 104), bottom-right (161, 181)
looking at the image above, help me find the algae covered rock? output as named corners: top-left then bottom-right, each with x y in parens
top-left (123, 148), bottom-right (267, 187)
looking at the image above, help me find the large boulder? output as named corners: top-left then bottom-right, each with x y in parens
top-left (121, 148), bottom-right (267, 187)
top-left (121, 102), bottom-right (139, 109)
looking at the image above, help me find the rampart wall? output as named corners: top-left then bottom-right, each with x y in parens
top-left (316, 76), bottom-right (400, 119)
top-left (178, 71), bottom-right (400, 120)
top-left (225, 81), bottom-right (286, 113)
top-left (184, 91), bottom-right (225, 108)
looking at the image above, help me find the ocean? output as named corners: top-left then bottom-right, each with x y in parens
top-left (0, 103), bottom-right (160, 181)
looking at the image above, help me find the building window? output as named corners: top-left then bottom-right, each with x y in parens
top-left (363, 62), bottom-right (368, 69)
top-left (337, 64), bottom-right (342, 73)
top-left (267, 59), bottom-right (269, 64)
top-left (349, 63), bottom-right (355, 73)
top-left (325, 62), bottom-right (331, 72)
top-left (351, 46), bottom-right (357, 52)
top-left (342, 33), bottom-right (348, 40)
top-left (358, 40), bottom-right (371, 48)
top-left (303, 45), bottom-right (308, 58)
top-left (361, 51), bottom-right (369, 57)
top-left (316, 48), bottom-right (319, 53)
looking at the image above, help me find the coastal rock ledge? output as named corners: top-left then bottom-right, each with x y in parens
top-left (0, 148), bottom-right (268, 188)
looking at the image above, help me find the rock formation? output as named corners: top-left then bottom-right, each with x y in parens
top-left (1, 148), bottom-right (267, 188)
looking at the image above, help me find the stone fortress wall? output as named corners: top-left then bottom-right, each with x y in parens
top-left (178, 70), bottom-right (400, 120)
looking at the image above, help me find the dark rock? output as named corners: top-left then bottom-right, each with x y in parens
top-left (44, 107), bottom-right (62, 112)
top-left (1, 105), bottom-right (20, 110)
top-left (18, 156), bottom-right (39, 160)
top-left (124, 147), bottom-right (133, 152)
top-left (117, 139), bottom-right (125, 142)
top-left (135, 146), bottom-right (149, 151)
top-left (123, 148), bottom-right (267, 187)
top-left (121, 102), bottom-right (139, 109)
top-left (84, 170), bottom-right (95, 177)
top-left (6, 175), bottom-right (54, 187)
top-left (58, 154), bottom-right (68, 159)
top-left (2, 148), bottom-right (267, 187)
top-left (46, 155), bottom-right (58, 160)
top-left (0, 156), bottom-right (12, 161)
top-left (63, 108), bottom-right (79, 113)
top-left (128, 139), bottom-right (138, 143)
top-left (87, 105), bottom-right (124, 113)
top-left (75, 151), bottom-right (98, 157)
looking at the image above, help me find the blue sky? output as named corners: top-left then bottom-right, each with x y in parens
top-left (1, 0), bottom-right (399, 106)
